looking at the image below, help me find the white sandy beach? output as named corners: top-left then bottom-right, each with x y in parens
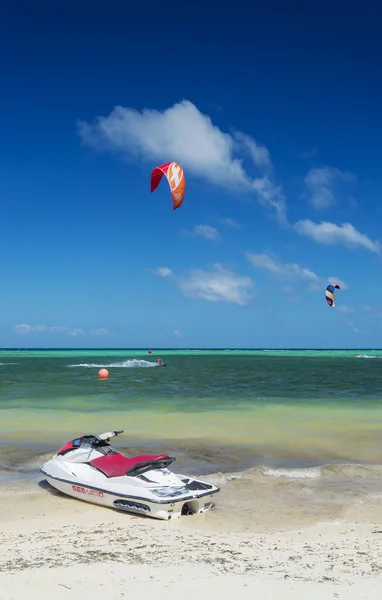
top-left (1, 474), bottom-right (382, 599)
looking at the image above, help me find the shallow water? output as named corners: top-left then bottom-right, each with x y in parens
top-left (1, 348), bottom-right (382, 477)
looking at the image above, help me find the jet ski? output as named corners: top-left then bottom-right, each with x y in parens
top-left (39, 430), bottom-right (220, 520)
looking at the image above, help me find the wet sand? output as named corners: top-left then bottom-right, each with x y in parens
top-left (2, 421), bottom-right (382, 599)
top-left (2, 461), bottom-right (382, 598)
top-left (2, 351), bottom-right (382, 595)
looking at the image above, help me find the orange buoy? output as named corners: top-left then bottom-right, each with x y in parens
top-left (148, 349), bottom-right (152, 354)
top-left (98, 368), bottom-right (109, 379)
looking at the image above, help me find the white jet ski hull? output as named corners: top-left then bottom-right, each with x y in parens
top-left (39, 431), bottom-right (219, 520)
top-left (41, 470), bottom-right (217, 520)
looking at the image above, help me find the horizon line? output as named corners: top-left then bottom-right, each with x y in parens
top-left (0, 347), bottom-right (380, 351)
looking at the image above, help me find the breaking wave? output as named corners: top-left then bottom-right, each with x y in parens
top-left (201, 472), bottom-right (243, 486)
top-left (262, 466), bottom-right (321, 479)
top-left (69, 359), bottom-right (159, 368)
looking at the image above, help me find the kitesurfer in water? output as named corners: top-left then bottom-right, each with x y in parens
top-left (157, 358), bottom-right (164, 366)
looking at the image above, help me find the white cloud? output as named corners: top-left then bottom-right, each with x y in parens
top-left (219, 217), bottom-right (241, 229)
top-left (363, 305), bottom-right (382, 318)
top-left (89, 328), bottom-right (111, 336)
top-left (13, 324), bottom-right (48, 333)
top-left (13, 324), bottom-right (86, 336)
top-left (191, 224), bottom-right (220, 241)
top-left (173, 329), bottom-right (184, 338)
top-left (50, 326), bottom-right (85, 336)
top-left (344, 320), bottom-right (359, 334)
top-left (233, 131), bottom-right (271, 170)
top-left (337, 305), bottom-right (354, 314)
top-left (251, 178), bottom-right (286, 225)
top-left (177, 264), bottom-right (254, 306)
top-left (327, 277), bottom-right (348, 290)
top-left (13, 325), bottom-right (111, 336)
top-left (304, 167), bottom-right (354, 209)
top-left (153, 267), bottom-right (173, 278)
top-left (294, 220), bottom-right (381, 253)
top-left (78, 99), bottom-right (286, 223)
top-left (307, 282), bottom-right (321, 292)
top-left (246, 252), bottom-right (319, 281)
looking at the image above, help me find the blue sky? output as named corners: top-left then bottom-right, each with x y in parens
top-left (1, 1), bottom-right (382, 348)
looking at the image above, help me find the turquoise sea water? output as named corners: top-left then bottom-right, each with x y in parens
top-left (1, 348), bottom-right (382, 474)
